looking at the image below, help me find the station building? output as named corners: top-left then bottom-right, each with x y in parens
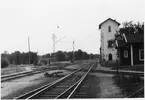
top-left (116, 33), bottom-right (144, 66)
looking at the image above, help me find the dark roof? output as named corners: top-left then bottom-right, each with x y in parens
top-left (125, 33), bottom-right (144, 43)
top-left (116, 39), bottom-right (126, 48)
top-left (99, 18), bottom-right (120, 29)
top-left (116, 33), bottom-right (144, 48)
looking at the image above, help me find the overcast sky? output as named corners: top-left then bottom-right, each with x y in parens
top-left (0, 0), bottom-right (144, 55)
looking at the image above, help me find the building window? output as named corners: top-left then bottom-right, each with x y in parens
top-left (108, 26), bottom-right (111, 32)
top-left (139, 49), bottom-right (144, 61)
top-left (108, 39), bottom-right (114, 48)
top-left (124, 50), bottom-right (128, 58)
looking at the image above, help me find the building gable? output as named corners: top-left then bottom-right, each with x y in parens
top-left (99, 18), bottom-right (120, 29)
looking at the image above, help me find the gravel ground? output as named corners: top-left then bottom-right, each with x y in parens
top-left (1, 61), bottom-right (73, 76)
top-left (1, 61), bottom-right (89, 99)
top-left (83, 74), bottom-right (123, 98)
top-left (3, 61), bottom-right (138, 99)
top-left (76, 72), bottom-right (144, 98)
top-left (1, 61), bottom-right (84, 99)
top-left (1, 72), bottom-right (57, 99)
top-left (65, 64), bottom-right (83, 69)
top-left (1, 69), bottom-right (72, 99)
top-left (2, 60), bottom-right (143, 99)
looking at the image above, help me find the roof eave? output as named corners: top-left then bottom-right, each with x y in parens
top-left (115, 40), bottom-right (118, 47)
top-left (123, 33), bottom-right (128, 43)
top-left (99, 18), bottom-right (120, 29)
top-left (99, 24), bottom-right (101, 29)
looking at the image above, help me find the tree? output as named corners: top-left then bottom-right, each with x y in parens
top-left (1, 57), bottom-right (10, 68)
top-left (74, 49), bottom-right (83, 60)
top-left (119, 21), bottom-right (144, 35)
top-left (4, 50), bottom-right (9, 55)
top-left (114, 21), bottom-right (144, 46)
top-left (66, 51), bottom-right (73, 61)
top-left (41, 50), bottom-right (98, 62)
top-left (1, 51), bottom-right (38, 65)
top-left (56, 51), bottom-right (65, 61)
top-left (42, 53), bottom-right (51, 58)
top-left (15, 51), bottom-right (21, 64)
top-left (1, 50), bottom-right (9, 58)
top-left (83, 52), bottom-right (89, 59)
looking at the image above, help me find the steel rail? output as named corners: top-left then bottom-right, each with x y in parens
top-left (125, 86), bottom-right (144, 98)
top-left (27, 64), bottom-right (88, 99)
top-left (13, 79), bottom-right (58, 100)
top-left (67, 62), bottom-right (96, 98)
top-left (14, 64), bottom-right (87, 99)
top-left (54, 63), bottom-right (89, 99)
top-left (55, 79), bottom-right (79, 99)
top-left (2, 71), bottom-right (31, 78)
top-left (2, 61), bottom-right (79, 82)
top-left (1, 67), bottom-right (50, 78)
top-left (2, 61), bottom-right (77, 82)
top-left (55, 62), bottom-right (95, 99)
top-left (1, 68), bottom-right (51, 82)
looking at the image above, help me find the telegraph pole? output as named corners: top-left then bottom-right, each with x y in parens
top-left (51, 25), bottom-right (66, 62)
top-left (28, 36), bottom-right (31, 64)
top-left (52, 34), bottom-right (57, 54)
top-left (73, 41), bottom-right (75, 60)
top-left (52, 25), bottom-right (59, 61)
top-left (52, 34), bottom-right (56, 61)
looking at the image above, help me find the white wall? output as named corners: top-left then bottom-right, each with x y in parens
top-left (100, 20), bottom-right (119, 61)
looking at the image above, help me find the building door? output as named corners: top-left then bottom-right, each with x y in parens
top-left (108, 53), bottom-right (112, 60)
top-left (120, 47), bottom-right (131, 66)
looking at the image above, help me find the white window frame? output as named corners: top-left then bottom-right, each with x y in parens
top-left (139, 49), bottom-right (144, 61)
top-left (124, 50), bottom-right (128, 58)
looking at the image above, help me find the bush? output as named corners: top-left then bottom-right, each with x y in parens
top-left (1, 57), bottom-right (10, 68)
top-left (41, 59), bottom-right (47, 65)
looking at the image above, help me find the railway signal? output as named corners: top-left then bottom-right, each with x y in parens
top-left (51, 25), bottom-right (66, 62)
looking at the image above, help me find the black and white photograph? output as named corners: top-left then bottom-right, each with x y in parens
top-left (0, 0), bottom-right (144, 99)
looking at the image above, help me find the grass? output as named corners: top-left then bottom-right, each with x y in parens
top-left (1, 61), bottom-right (73, 76)
top-left (100, 60), bottom-right (117, 67)
top-left (101, 61), bottom-right (144, 72)
top-left (1, 65), bottom-right (32, 76)
top-left (118, 64), bottom-right (144, 72)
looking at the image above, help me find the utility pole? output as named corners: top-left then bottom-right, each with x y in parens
top-left (52, 34), bottom-right (57, 61)
top-left (28, 36), bottom-right (31, 64)
top-left (73, 41), bottom-right (75, 60)
top-left (51, 25), bottom-right (59, 61)
top-left (51, 25), bottom-right (66, 62)
top-left (52, 34), bottom-right (57, 54)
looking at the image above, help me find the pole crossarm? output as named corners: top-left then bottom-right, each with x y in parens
top-left (55, 36), bottom-right (66, 44)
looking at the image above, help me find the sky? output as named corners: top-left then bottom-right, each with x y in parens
top-left (0, 0), bottom-right (144, 55)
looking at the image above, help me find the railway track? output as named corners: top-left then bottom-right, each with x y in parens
top-left (1, 67), bottom-right (51, 82)
top-left (126, 86), bottom-right (144, 98)
top-left (1, 61), bottom-right (82, 82)
top-left (14, 61), bottom-right (97, 99)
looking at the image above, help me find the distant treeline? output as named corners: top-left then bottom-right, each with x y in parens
top-left (1, 49), bottom-right (100, 68)
top-left (42, 49), bottom-right (99, 61)
top-left (1, 51), bottom-right (38, 68)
